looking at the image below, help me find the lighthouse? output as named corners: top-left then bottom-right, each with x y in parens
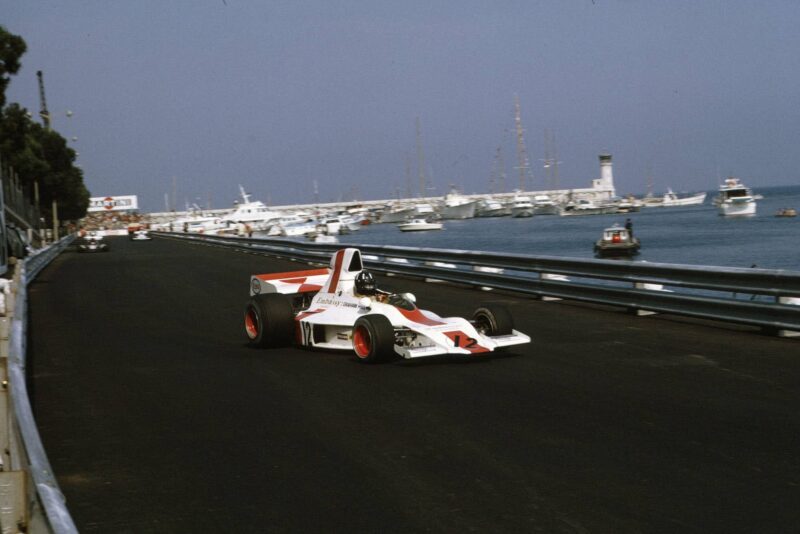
top-left (592, 153), bottom-right (616, 200)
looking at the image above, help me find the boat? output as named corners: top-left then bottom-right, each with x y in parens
top-left (531, 194), bottom-right (560, 215)
top-left (714, 177), bottom-right (757, 217)
top-left (397, 218), bottom-right (443, 232)
top-left (379, 203), bottom-right (417, 223)
top-left (775, 208), bottom-right (797, 218)
top-left (220, 185), bottom-right (282, 230)
top-left (613, 196), bottom-right (641, 213)
top-left (439, 187), bottom-right (478, 219)
top-left (662, 188), bottom-right (707, 207)
top-left (267, 215), bottom-right (319, 237)
top-left (413, 202), bottom-right (437, 218)
top-left (166, 213), bottom-right (226, 234)
top-left (560, 199), bottom-right (617, 216)
top-left (594, 223), bottom-right (640, 257)
top-left (509, 192), bottom-right (534, 218)
top-left (643, 188), bottom-right (707, 208)
top-left (476, 198), bottom-right (508, 217)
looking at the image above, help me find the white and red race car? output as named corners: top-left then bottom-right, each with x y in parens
top-left (244, 248), bottom-right (530, 362)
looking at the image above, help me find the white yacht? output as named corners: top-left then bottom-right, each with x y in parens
top-left (413, 202), bottom-right (437, 217)
top-left (476, 198), bottom-right (508, 217)
top-left (531, 194), bottom-right (560, 215)
top-left (221, 186), bottom-right (282, 231)
top-left (397, 218), bottom-right (443, 232)
top-left (560, 199), bottom-right (617, 216)
top-left (165, 212), bottom-right (226, 234)
top-left (509, 192), bottom-right (534, 218)
top-left (439, 187), bottom-right (478, 219)
top-left (379, 203), bottom-right (416, 223)
top-left (714, 177), bottom-right (757, 217)
top-left (264, 214), bottom-right (318, 237)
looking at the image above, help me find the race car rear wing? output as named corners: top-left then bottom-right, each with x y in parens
top-left (250, 268), bottom-right (329, 296)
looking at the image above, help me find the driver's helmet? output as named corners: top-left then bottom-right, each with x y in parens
top-left (355, 271), bottom-right (377, 295)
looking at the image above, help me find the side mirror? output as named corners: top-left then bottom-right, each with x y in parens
top-left (358, 297), bottom-right (372, 309)
top-left (403, 292), bottom-right (416, 303)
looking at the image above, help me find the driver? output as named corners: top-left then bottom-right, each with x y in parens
top-left (354, 271), bottom-right (387, 301)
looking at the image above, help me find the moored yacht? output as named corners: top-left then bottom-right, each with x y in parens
top-left (560, 198), bottom-right (617, 216)
top-left (509, 192), bottom-right (534, 218)
top-left (531, 194), bottom-right (560, 215)
top-left (714, 177), bottom-right (756, 217)
top-left (476, 198), bottom-right (508, 217)
top-left (379, 203), bottom-right (416, 223)
top-left (439, 187), bottom-right (478, 219)
top-left (221, 185), bottom-right (282, 231)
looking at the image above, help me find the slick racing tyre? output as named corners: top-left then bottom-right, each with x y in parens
top-left (472, 304), bottom-right (514, 336)
top-left (244, 293), bottom-right (294, 348)
top-left (352, 315), bottom-right (395, 363)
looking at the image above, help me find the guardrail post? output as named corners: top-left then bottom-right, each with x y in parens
top-left (540, 273), bottom-right (568, 301)
top-left (631, 282), bottom-right (672, 316)
top-left (474, 265), bottom-right (503, 291)
top-left (775, 296), bottom-right (800, 337)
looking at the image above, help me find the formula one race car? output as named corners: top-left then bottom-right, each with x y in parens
top-left (131, 229), bottom-right (152, 241)
top-left (244, 248), bottom-right (530, 362)
top-left (77, 232), bottom-right (109, 253)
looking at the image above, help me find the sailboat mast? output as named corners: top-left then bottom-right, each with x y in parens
top-left (415, 117), bottom-right (427, 198)
top-left (497, 146), bottom-right (507, 193)
top-left (514, 95), bottom-right (532, 191)
top-left (405, 152), bottom-right (413, 198)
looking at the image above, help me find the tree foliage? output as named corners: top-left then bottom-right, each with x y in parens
top-left (0, 26), bottom-right (26, 109)
top-left (0, 26), bottom-right (89, 223)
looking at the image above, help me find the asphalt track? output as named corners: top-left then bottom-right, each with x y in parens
top-left (28, 236), bottom-right (800, 533)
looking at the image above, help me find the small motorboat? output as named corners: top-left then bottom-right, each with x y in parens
top-left (397, 218), bottom-right (443, 232)
top-left (714, 177), bottom-right (757, 217)
top-left (775, 208), bottom-right (797, 218)
top-left (594, 224), bottom-right (640, 258)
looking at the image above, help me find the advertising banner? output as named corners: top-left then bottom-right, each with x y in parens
top-left (87, 195), bottom-right (139, 212)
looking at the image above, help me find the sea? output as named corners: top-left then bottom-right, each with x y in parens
top-left (332, 185), bottom-right (800, 272)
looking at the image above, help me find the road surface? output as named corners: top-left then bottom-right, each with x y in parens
top-left (28, 236), bottom-right (800, 532)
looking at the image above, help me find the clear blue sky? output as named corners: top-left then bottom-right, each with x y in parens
top-left (4, 1), bottom-right (799, 211)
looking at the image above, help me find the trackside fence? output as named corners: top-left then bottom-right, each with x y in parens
top-left (1, 235), bottom-right (77, 534)
top-left (155, 232), bottom-right (800, 336)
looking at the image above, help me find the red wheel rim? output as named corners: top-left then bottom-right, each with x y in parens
top-left (353, 325), bottom-right (371, 358)
top-left (245, 307), bottom-right (260, 339)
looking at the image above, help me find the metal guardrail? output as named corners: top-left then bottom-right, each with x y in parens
top-left (155, 231), bottom-right (800, 335)
top-left (2, 235), bottom-right (77, 533)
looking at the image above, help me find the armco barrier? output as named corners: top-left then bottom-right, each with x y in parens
top-left (1, 236), bottom-right (77, 534)
top-left (154, 232), bottom-right (800, 335)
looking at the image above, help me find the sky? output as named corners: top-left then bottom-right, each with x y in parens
top-left (3, 1), bottom-right (800, 212)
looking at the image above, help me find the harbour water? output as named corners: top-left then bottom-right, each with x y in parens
top-left (335, 185), bottom-right (800, 271)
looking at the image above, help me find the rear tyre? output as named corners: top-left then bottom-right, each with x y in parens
top-left (352, 315), bottom-right (395, 363)
top-left (472, 305), bottom-right (513, 336)
top-left (244, 294), bottom-right (294, 348)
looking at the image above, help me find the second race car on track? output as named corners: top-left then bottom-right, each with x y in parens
top-left (244, 248), bottom-right (530, 362)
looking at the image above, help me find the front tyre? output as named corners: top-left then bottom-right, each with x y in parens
top-left (472, 305), bottom-right (514, 336)
top-left (352, 315), bottom-right (395, 363)
top-left (244, 293), bottom-right (294, 348)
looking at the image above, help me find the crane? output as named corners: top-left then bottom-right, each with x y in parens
top-left (36, 70), bottom-right (51, 130)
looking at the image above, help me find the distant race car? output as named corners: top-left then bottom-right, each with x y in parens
top-left (131, 230), bottom-right (152, 241)
top-left (77, 235), bottom-right (109, 253)
top-left (244, 248), bottom-right (530, 362)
